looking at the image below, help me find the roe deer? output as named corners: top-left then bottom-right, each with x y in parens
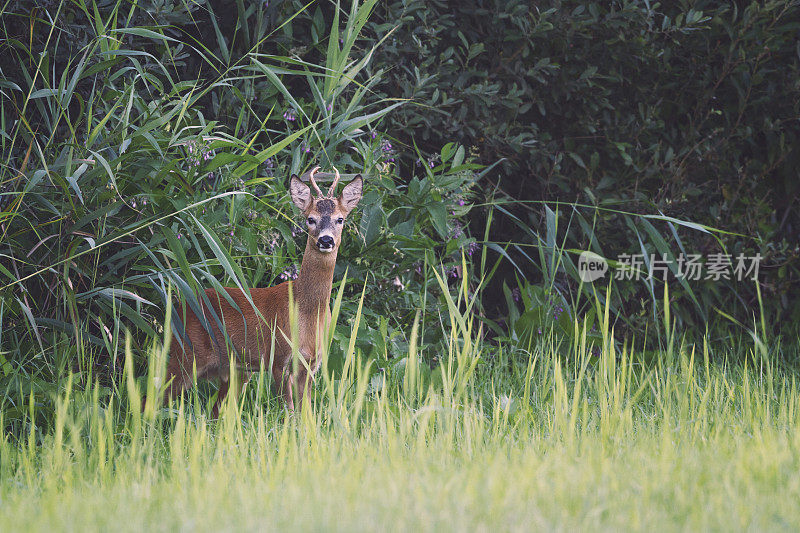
top-left (163, 166), bottom-right (363, 415)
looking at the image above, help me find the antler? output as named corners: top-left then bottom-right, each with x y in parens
top-left (307, 165), bottom-right (324, 196)
top-left (328, 166), bottom-right (340, 196)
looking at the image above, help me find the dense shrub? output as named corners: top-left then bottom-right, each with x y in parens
top-left (0, 0), bottom-right (481, 404)
top-left (354, 0), bottom-right (800, 335)
top-left (2, 0), bottom-right (798, 410)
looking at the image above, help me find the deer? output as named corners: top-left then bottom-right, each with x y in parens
top-left (161, 166), bottom-right (363, 416)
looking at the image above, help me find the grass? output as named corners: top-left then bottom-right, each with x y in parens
top-left (3, 417), bottom-right (798, 531)
top-left (1, 283), bottom-right (799, 531)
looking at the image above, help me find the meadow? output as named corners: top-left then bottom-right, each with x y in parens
top-left (2, 282), bottom-right (799, 531)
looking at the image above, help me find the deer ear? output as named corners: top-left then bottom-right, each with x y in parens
top-left (289, 174), bottom-right (312, 211)
top-left (339, 174), bottom-right (363, 214)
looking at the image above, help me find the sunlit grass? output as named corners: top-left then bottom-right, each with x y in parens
top-left (1, 281), bottom-right (799, 531)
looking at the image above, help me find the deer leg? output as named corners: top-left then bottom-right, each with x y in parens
top-left (279, 369), bottom-right (295, 411)
top-left (211, 377), bottom-right (229, 419)
top-left (294, 365), bottom-right (312, 409)
top-left (211, 371), bottom-right (252, 418)
top-left (164, 354), bottom-right (193, 405)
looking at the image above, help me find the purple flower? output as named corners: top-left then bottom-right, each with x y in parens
top-left (370, 131), bottom-right (378, 140)
top-left (280, 264), bottom-right (299, 280)
top-left (466, 241), bottom-right (480, 257)
top-left (376, 138), bottom-right (396, 163)
top-left (132, 195), bottom-right (148, 208)
top-left (263, 158), bottom-right (275, 177)
top-left (266, 232), bottom-right (279, 251)
top-left (511, 287), bottom-right (521, 302)
top-left (458, 199), bottom-right (465, 206)
top-left (449, 221), bottom-right (463, 239)
top-left (283, 108), bottom-right (297, 121)
top-left (186, 139), bottom-right (214, 168)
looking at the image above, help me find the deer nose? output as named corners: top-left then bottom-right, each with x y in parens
top-left (317, 235), bottom-right (335, 250)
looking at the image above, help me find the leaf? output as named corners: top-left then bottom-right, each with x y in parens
top-left (393, 217), bottom-right (415, 238)
top-left (96, 287), bottom-right (155, 307)
top-left (427, 202), bottom-right (448, 239)
top-left (112, 27), bottom-right (179, 42)
top-left (16, 297), bottom-right (43, 352)
top-left (484, 242), bottom-right (524, 277)
top-left (65, 175), bottom-right (84, 205)
top-left (568, 152), bottom-right (586, 169)
top-left (441, 142), bottom-right (454, 163)
top-left (639, 218), bottom-right (704, 319)
top-left (250, 57), bottom-right (307, 122)
top-left (206, 152), bottom-right (256, 173)
top-left (544, 204), bottom-right (557, 251)
top-left (29, 89), bottom-right (61, 99)
top-left (331, 101), bottom-right (405, 136)
top-left (360, 198), bottom-right (384, 246)
top-left (188, 214), bottom-right (253, 307)
top-left (514, 307), bottom-right (547, 339)
top-left (452, 145), bottom-right (465, 169)
top-left (232, 125), bottom-right (312, 178)
top-left (0, 350), bottom-right (12, 376)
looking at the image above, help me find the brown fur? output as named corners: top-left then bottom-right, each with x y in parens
top-left (163, 172), bottom-right (363, 415)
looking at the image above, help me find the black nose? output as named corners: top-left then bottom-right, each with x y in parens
top-left (317, 235), bottom-right (335, 249)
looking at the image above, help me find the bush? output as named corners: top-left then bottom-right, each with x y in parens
top-left (0, 0), bottom-right (483, 410)
top-left (358, 0), bottom-right (800, 337)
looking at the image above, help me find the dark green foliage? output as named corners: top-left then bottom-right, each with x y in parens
top-left (359, 0), bottom-right (800, 332)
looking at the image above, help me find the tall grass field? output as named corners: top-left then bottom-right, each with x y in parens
top-left (2, 282), bottom-right (799, 531)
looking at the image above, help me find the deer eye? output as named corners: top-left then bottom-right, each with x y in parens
top-left (307, 217), bottom-right (316, 225)
top-left (336, 217), bottom-right (344, 224)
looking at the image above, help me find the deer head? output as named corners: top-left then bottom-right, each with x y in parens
top-left (289, 166), bottom-right (363, 254)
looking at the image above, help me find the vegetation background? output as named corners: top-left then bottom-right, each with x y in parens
top-left (1, 1), bottom-right (800, 529)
